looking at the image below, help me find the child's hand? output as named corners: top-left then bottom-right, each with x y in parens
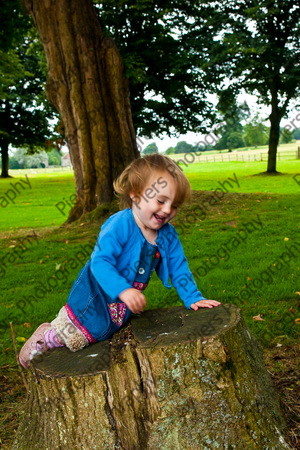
top-left (119, 288), bottom-right (146, 314)
top-left (190, 299), bottom-right (221, 310)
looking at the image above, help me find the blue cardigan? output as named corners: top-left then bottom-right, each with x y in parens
top-left (66, 208), bottom-right (206, 342)
top-left (91, 208), bottom-right (205, 306)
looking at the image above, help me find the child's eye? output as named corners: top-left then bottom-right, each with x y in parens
top-left (157, 200), bottom-right (164, 204)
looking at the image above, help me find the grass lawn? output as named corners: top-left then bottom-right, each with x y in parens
top-left (0, 157), bottom-right (299, 447)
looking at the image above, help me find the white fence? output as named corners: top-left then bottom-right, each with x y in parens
top-left (173, 149), bottom-right (300, 164)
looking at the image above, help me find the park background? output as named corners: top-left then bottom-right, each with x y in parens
top-left (1, 0), bottom-right (300, 448)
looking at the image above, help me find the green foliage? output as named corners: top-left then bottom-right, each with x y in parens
top-left (165, 146), bottom-right (175, 154)
top-left (48, 148), bottom-right (62, 166)
top-left (280, 128), bottom-right (294, 144)
top-left (95, 0), bottom-right (216, 136)
top-left (292, 128), bottom-right (300, 140)
top-left (226, 132), bottom-right (245, 150)
top-left (174, 141), bottom-right (194, 154)
top-left (204, 1), bottom-right (300, 109)
top-left (244, 121), bottom-right (269, 147)
top-left (0, 4), bottom-right (59, 175)
top-left (142, 142), bottom-right (159, 154)
top-left (214, 99), bottom-right (249, 150)
top-left (0, 0), bottom-right (30, 52)
top-left (9, 148), bottom-right (49, 169)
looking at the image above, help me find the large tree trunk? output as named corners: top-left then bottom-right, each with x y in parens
top-left (13, 305), bottom-right (290, 449)
top-left (22, 0), bottom-right (139, 221)
top-left (0, 140), bottom-right (10, 178)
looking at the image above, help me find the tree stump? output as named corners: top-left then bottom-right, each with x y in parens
top-left (13, 304), bottom-right (290, 449)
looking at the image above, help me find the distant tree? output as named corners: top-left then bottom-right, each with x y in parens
top-left (174, 141), bottom-right (194, 154)
top-left (165, 146), bottom-right (175, 155)
top-left (292, 128), bottom-right (300, 140)
top-left (226, 132), bottom-right (245, 150)
top-left (214, 94), bottom-right (249, 150)
top-left (26, 150), bottom-right (49, 168)
top-left (8, 156), bottom-right (24, 170)
top-left (48, 148), bottom-right (62, 166)
top-left (193, 143), bottom-right (213, 152)
top-left (244, 120), bottom-right (269, 147)
top-left (280, 128), bottom-right (293, 144)
top-left (11, 147), bottom-right (48, 168)
top-left (142, 142), bottom-right (158, 155)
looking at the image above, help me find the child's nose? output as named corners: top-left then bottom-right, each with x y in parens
top-left (161, 203), bottom-right (171, 214)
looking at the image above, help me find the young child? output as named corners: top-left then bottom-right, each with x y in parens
top-left (19, 154), bottom-right (220, 368)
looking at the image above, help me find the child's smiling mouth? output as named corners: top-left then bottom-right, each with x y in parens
top-left (154, 213), bottom-right (166, 224)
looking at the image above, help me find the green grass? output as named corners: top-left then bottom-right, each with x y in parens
top-left (184, 160), bottom-right (300, 194)
top-left (0, 172), bottom-right (75, 231)
top-left (0, 160), bottom-right (299, 367)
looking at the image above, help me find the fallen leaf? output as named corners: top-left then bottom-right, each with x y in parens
top-left (23, 322), bottom-right (31, 328)
top-left (16, 336), bottom-right (26, 342)
top-left (253, 314), bottom-right (264, 321)
top-left (56, 263), bottom-right (61, 270)
top-left (284, 237), bottom-right (289, 241)
top-left (247, 277), bottom-right (252, 281)
top-left (294, 318), bottom-right (300, 324)
top-left (295, 292), bottom-right (300, 296)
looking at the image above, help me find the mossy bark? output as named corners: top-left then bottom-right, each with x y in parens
top-left (13, 305), bottom-right (290, 449)
top-left (22, 0), bottom-right (139, 221)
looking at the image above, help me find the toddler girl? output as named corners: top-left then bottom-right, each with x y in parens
top-left (19, 154), bottom-right (220, 368)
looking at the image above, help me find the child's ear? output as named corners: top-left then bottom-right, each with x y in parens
top-left (130, 192), bottom-right (141, 208)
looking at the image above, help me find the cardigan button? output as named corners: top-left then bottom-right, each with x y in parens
top-left (138, 267), bottom-right (145, 274)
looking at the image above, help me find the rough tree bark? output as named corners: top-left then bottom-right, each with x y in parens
top-left (0, 140), bottom-right (10, 178)
top-left (22, 0), bottom-right (139, 221)
top-left (13, 305), bottom-right (290, 449)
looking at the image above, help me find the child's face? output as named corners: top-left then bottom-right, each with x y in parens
top-left (131, 170), bottom-right (179, 231)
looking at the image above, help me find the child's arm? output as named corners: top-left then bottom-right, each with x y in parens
top-left (160, 225), bottom-right (221, 309)
top-left (90, 218), bottom-right (133, 301)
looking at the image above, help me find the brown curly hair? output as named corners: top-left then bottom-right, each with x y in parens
top-left (113, 154), bottom-right (191, 209)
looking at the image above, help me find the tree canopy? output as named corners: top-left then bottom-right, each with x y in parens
top-left (94, 0), bottom-right (217, 137)
top-left (195, 0), bottom-right (300, 171)
top-left (95, 0), bottom-right (299, 171)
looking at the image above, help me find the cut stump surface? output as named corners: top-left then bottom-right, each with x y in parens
top-left (13, 304), bottom-right (290, 449)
